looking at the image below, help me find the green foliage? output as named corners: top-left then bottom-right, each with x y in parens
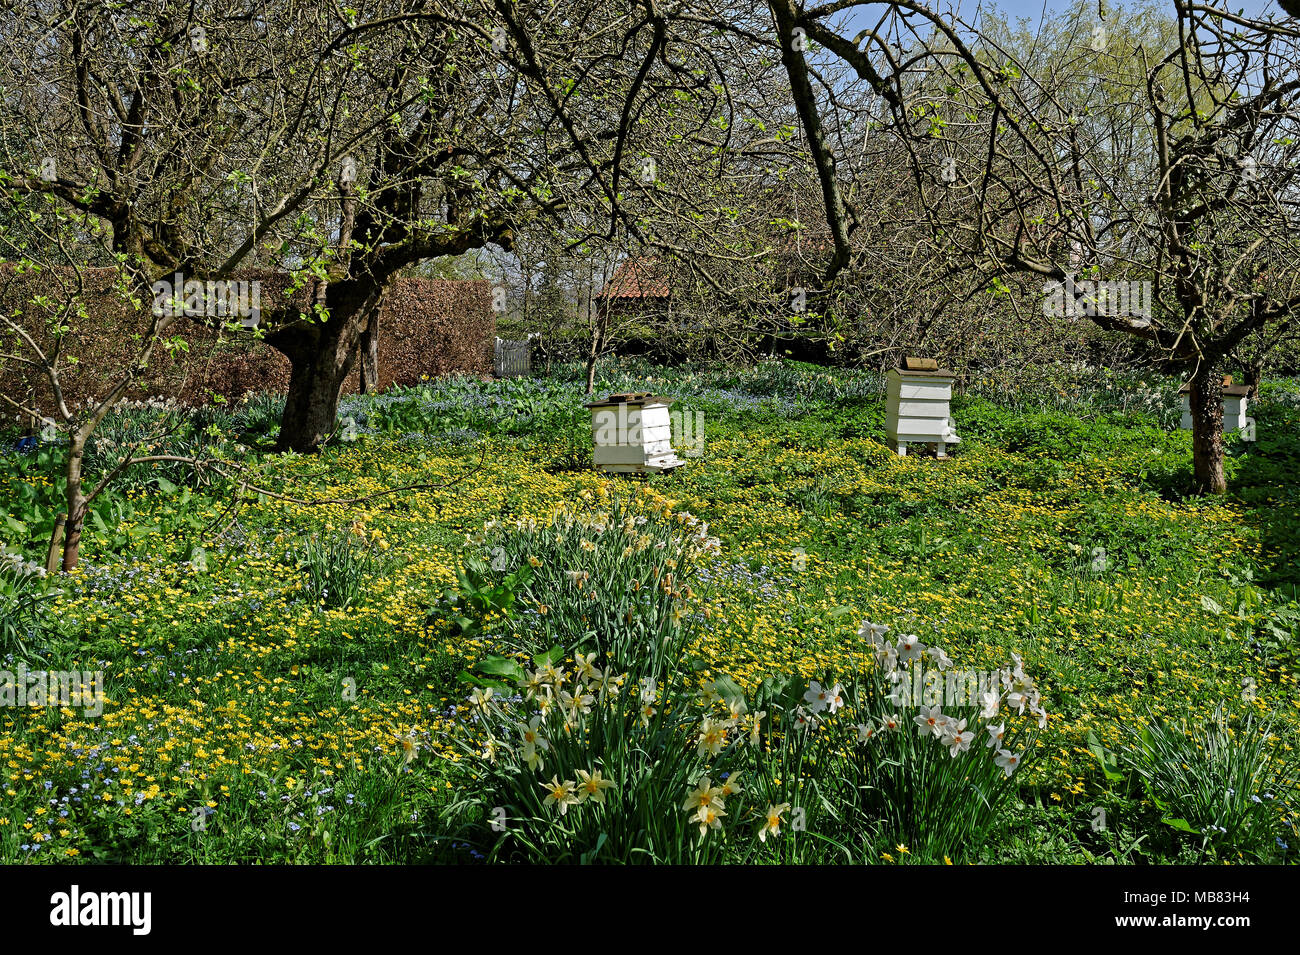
top-left (288, 529), bottom-right (394, 610)
top-left (462, 493), bottom-right (719, 669)
top-left (431, 555), bottom-right (534, 640)
top-left (0, 547), bottom-right (56, 656)
top-left (1121, 707), bottom-right (1299, 862)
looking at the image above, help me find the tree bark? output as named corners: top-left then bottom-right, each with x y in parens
top-left (273, 282), bottom-right (378, 452)
top-left (585, 306), bottom-right (608, 396)
top-left (62, 437), bottom-right (87, 571)
top-left (1187, 362), bottom-right (1227, 495)
top-left (358, 304), bottom-right (380, 395)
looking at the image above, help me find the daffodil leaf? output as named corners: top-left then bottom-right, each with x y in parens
top-left (532, 645), bottom-right (563, 667)
top-left (1160, 815), bottom-right (1198, 835)
top-left (477, 655), bottom-right (525, 681)
top-left (711, 674), bottom-right (746, 707)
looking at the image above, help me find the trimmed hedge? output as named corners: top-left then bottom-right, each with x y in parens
top-left (0, 266), bottom-right (494, 413)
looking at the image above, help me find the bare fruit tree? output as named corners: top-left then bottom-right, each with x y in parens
top-left (751, 0), bottom-right (1300, 492)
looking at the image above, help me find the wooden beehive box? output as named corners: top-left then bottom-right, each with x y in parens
top-left (1179, 376), bottom-right (1255, 439)
top-left (886, 357), bottom-right (960, 457)
top-left (585, 392), bottom-right (685, 474)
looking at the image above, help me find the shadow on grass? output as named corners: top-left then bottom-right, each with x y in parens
top-left (1230, 401), bottom-right (1300, 595)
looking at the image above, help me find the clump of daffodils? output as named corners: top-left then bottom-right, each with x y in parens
top-left (849, 620), bottom-right (1045, 778)
top-left (464, 491), bottom-right (719, 672)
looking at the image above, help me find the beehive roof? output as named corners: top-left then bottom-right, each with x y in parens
top-left (584, 392), bottom-right (675, 408)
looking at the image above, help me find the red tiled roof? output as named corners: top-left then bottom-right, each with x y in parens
top-left (598, 257), bottom-right (670, 300)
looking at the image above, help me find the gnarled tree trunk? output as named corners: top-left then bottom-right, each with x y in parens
top-left (1187, 362), bottom-right (1227, 495)
top-left (272, 281), bottom-right (381, 452)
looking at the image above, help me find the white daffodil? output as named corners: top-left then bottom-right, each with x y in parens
top-left (684, 777), bottom-right (724, 814)
top-left (881, 714), bottom-right (902, 732)
top-left (803, 681), bottom-right (831, 713)
top-left (639, 676), bottom-right (657, 702)
top-left (926, 646), bottom-right (953, 671)
top-left (980, 690), bottom-right (1000, 719)
top-left (575, 769), bottom-right (616, 804)
top-left (718, 773), bottom-right (744, 801)
top-left (468, 687), bottom-right (494, 712)
top-left (516, 715), bottom-right (550, 752)
top-left (596, 671), bottom-right (625, 699)
top-left (540, 776), bottom-right (578, 814)
top-left (520, 741), bottom-right (544, 772)
top-left (749, 711), bottom-right (766, 747)
top-left (859, 621), bottom-right (891, 646)
top-left (941, 718), bottom-right (974, 756)
top-left (697, 717), bottom-right (729, 756)
top-left (857, 723), bottom-right (876, 743)
top-left (794, 706), bottom-right (818, 732)
top-left (573, 652), bottom-right (602, 682)
top-left (694, 803), bottom-right (726, 837)
top-left (758, 803), bottom-right (791, 843)
top-left (560, 687), bottom-right (594, 716)
top-left (518, 669), bottom-right (547, 698)
top-left (994, 749), bottom-right (1022, 777)
top-left (827, 683), bottom-right (846, 714)
top-left (985, 722), bottom-right (1006, 749)
top-left (896, 634), bottom-right (927, 663)
top-left (913, 704), bottom-right (946, 738)
top-left (1030, 704), bottom-right (1048, 729)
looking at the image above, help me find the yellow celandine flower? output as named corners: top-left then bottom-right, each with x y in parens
top-left (758, 803), bottom-right (790, 843)
top-left (541, 776), bottom-right (578, 815)
top-left (575, 769), bottom-right (616, 804)
top-left (881, 852), bottom-right (894, 862)
top-left (896, 844), bottom-right (910, 855)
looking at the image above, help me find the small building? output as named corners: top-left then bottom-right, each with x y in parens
top-left (584, 392), bottom-right (685, 474)
top-left (886, 357), bottom-right (961, 458)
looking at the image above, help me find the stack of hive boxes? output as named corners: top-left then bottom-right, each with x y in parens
top-left (585, 392), bottom-right (685, 474)
top-left (886, 357), bottom-right (961, 458)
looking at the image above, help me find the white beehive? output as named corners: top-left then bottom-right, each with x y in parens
top-left (886, 357), bottom-right (960, 458)
top-left (1179, 377), bottom-right (1255, 440)
top-left (585, 392), bottom-right (685, 474)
